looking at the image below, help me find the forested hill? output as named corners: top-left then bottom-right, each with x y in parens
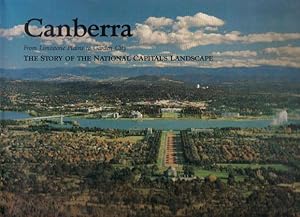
top-left (1, 66), bottom-right (300, 84)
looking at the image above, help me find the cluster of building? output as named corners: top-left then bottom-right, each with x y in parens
top-left (134, 100), bottom-right (206, 109)
top-left (131, 111), bottom-right (143, 119)
top-left (221, 112), bottom-right (240, 118)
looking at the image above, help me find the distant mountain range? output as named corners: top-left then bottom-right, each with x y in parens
top-left (1, 66), bottom-right (300, 84)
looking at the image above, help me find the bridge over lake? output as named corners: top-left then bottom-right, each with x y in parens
top-left (17, 115), bottom-right (64, 125)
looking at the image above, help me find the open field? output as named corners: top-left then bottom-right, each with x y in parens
top-left (278, 182), bottom-right (300, 193)
top-left (192, 167), bottom-right (245, 181)
top-left (217, 163), bottom-right (289, 171)
top-left (193, 168), bottom-right (228, 179)
top-left (161, 112), bottom-right (180, 119)
top-left (157, 131), bottom-right (167, 170)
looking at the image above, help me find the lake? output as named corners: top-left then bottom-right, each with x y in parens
top-left (0, 111), bottom-right (31, 120)
top-left (2, 110), bottom-right (299, 130)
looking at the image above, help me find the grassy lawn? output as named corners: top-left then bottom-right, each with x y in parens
top-left (193, 167), bottom-right (228, 179)
top-left (278, 182), bottom-right (300, 193)
top-left (193, 167), bottom-right (246, 182)
top-left (217, 163), bottom-right (289, 171)
top-left (161, 112), bottom-right (179, 119)
top-left (157, 131), bottom-right (167, 169)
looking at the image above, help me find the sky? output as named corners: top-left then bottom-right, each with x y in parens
top-left (1, 0), bottom-right (300, 69)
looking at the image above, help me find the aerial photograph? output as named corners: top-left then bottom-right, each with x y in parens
top-left (0, 0), bottom-right (300, 216)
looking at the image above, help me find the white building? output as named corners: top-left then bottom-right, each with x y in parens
top-left (222, 112), bottom-right (240, 118)
top-left (102, 112), bottom-right (119, 119)
top-left (87, 107), bottom-right (102, 113)
top-left (161, 108), bottom-right (182, 113)
top-left (131, 111), bottom-right (143, 119)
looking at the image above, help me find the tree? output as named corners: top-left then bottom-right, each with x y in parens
top-left (228, 172), bottom-right (235, 185)
top-left (183, 165), bottom-right (195, 177)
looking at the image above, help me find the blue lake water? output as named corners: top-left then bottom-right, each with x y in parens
top-left (0, 111), bottom-right (31, 120)
top-left (66, 118), bottom-right (275, 130)
top-left (2, 111), bottom-right (299, 130)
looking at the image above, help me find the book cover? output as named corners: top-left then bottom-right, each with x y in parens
top-left (0, 0), bottom-right (299, 216)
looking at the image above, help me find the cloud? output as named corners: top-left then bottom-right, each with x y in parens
top-left (204, 26), bottom-right (219, 32)
top-left (145, 17), bottom-right (173, 28)
top-left (111, 50), bottom-right (128, 56)
top-left (134, 12), bottom-right (300, 50)
top-left (127, 45), bottom-right (153, 50)
top-left (239, 33), bottom-right (300, 44)
top-left (134, 24), bottom-right (170, 45)
top-left (264, 45), bottom-right (300, 57)
top-left (2, 12), bottom-right (300, 70)
top-left (0, 24), bottom-right (111, 47)
top-left (154, 61), bottom-right (199, 68)
top-left (146, 57), bottom-right (259, 68)
top-left (79, 63), bottom-right (87, 67)
top-left (210, 46), bottom-right (300, 68)
top-left (136, 47), bottom-right (300, 68)
top-left (212, 50), bottom-right (257, 57)
top-left (0, 25), bottom-right (25, 40)
top-left (254, 57), bottom-right (300, 68)
top-left (206, 56), bottom-right (300, 68)
top-left (159, 51), bottom-right (172, 54)
top-left (174, 12), bottom-right (225, 30)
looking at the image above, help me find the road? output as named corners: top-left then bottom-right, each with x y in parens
top-left (164, 131), bottom-right (184, 167)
